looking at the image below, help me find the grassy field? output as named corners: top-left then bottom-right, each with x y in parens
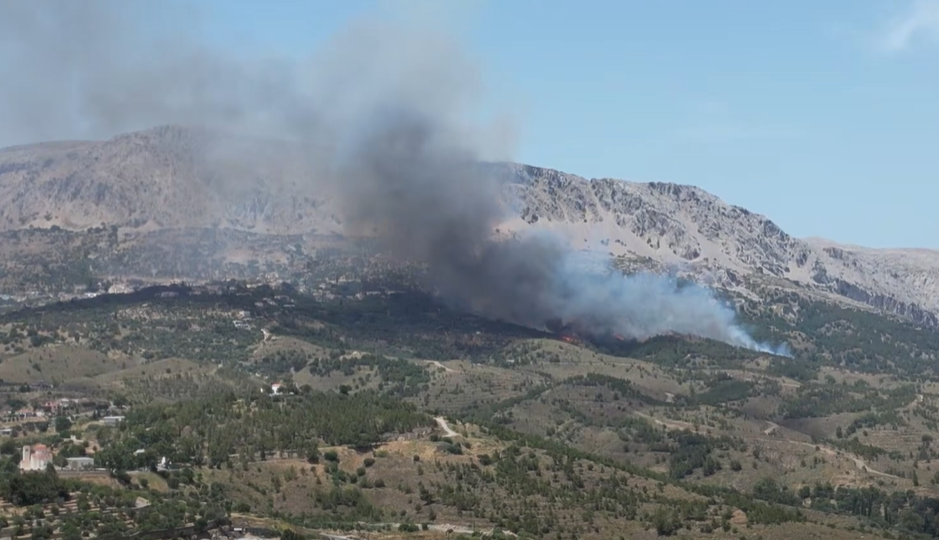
top-left (0, 344), bottom-right (132, 383)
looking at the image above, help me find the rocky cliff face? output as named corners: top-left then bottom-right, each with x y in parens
top-left (0, 125), bottom-right (340, 234)
top-left (2, 126), bottom-right (937, 327)
top-left (497, 163), bottom-right (939, 327)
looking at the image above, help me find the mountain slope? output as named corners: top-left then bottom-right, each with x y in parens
top-left (498, 163), bottom-right (939, 327)
top-left (1, 125), bottom-right (937, 327)
top-left (0, 125), bottom-right (339, 234)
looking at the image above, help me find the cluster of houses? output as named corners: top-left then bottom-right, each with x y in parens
top-left (11, 414), bottom-right (173, 475)
top-left (0, 395), bottom-right (133, 473)
top-left (0, 288), bottom-right (115, 309)
top-left (18, 443), bottom-right (95, 471)
top-left (233, 310), bottom-right (253, 331)
top-left (2, 396), bottom-right (120, 423)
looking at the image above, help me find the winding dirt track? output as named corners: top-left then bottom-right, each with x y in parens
top-left (435, 416), bottom-right (460, 438)
top-left (426, 360), bottom-right (456, 373)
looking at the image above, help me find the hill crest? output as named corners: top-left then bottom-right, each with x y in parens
top-left (1, 125), bottom-right (937, 327)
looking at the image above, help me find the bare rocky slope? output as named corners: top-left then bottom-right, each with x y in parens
top-left (0, 125), bottom-right (338, 235)
top-left (494, 163), bottom-right (939, 327)
top-left (2, 125), bottom-right (937, 327)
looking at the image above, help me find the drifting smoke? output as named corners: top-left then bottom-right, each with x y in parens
top-left (0, 1), bottom-right (788, 355)
top-left (551, 253), bottom-right (791, 355)
top-left (334, 112), bottom-right (788, 354)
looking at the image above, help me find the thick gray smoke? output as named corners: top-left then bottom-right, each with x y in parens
top-left (332, 108), bottom-right (788, 354)
top-left (0, 1), bottom-right (787, 354)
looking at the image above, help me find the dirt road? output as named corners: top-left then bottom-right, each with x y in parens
top-left (426, 360), bottom-right (456, 373)
top-left (435, 416), bottom-right (460, 438)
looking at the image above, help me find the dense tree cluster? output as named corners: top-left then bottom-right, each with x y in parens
top-left (95, 389), bottom-right (433, 471)
top-left (740, 288), bottom-right (939, 378)
top-left (594, 335), bottom-right (760, 370)
top-left (560, 374), bottom-right (661, 405)
top-left (0, 466), bottom-right (70, 506)
top-left (778, 383), bottom-right (917, 420)
top-left (309, 354), bottom-right (431, 398)
top-left (800, 482), bottom-right (939, 535)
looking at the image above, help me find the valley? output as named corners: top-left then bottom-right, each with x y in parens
top-left (0, 281), bottom-right (938, 539)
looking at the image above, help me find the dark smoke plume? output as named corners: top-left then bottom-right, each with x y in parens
top-left (0, 1), bottom-right (788, 354)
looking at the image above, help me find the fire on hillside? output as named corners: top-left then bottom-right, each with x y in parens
top-left (545, 317), bottom-right (628, 347)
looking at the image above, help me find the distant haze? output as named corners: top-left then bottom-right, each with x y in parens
top-left (0, 0), bottom-right (786, 353)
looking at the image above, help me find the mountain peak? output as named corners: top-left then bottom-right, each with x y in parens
top-left (0, 125), bottom-right (937, 327)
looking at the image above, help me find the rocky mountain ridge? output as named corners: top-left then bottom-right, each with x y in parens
top-left (1, 125), bottom-right (937, 327)
top-left (0, 125), bottom-right (338, 235)
top-left (496, 163), bottom-right (939, 326)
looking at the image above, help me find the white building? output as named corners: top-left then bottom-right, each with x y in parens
top-left (20, 444), bottom-right (52, 471)
top-left (65, 456), bottom-right (95, 470)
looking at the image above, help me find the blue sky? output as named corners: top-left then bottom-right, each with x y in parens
top-left (198, 1), bottom-right (938, 248)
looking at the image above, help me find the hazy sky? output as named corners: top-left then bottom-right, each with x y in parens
top-left (7, 0), bottom-right (939, 249)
